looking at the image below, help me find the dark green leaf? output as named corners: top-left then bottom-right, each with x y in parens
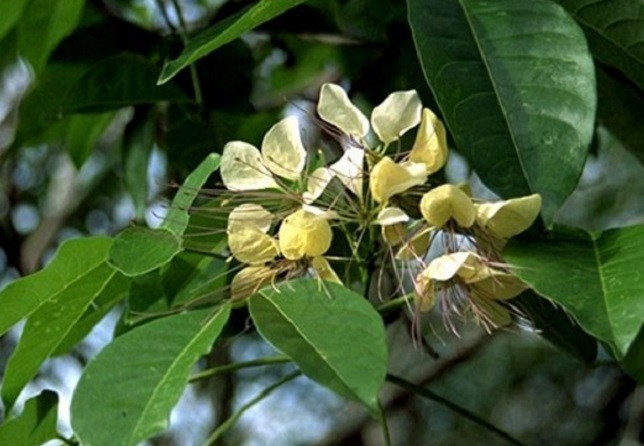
top-left (17, 0), bottom-right (85, 72)
top-left (555, 0), bottom-right (644, 91)
top-left (0, 0), bottom-right (28, 42)
top-left (504, 225), bottom-right (644, 358)
top-left (64, 53), bottom-right (190, 113)
top-left (123, 109), bottom-right (156, 221)
top-left (408, 0), bottom-right (596, 225)
top-left (249, 279), bottom-right (387, 414)
top-left (0, 391), bottom-right (58, 446)
top-left (109, 227), bottom-right (182, 277)
top-left (158, 0), bottom-right (309, 84)
top-left (161, 153), bottom-right (221, 236)
top-left (71, 306), bottom-right (231, 446)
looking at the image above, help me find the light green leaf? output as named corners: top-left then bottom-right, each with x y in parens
top-left (408, 0), bottom-right (596, 225)
top-left (66, 112), bottom-right (115, 167)
top-left (17, 0), bottom-right (85, 72)
top-left (109, 227), bottom-right (182, 277)
top-left (504, 225), bottom-right (644, 359)
top-left (0, 237), bottom-right (112, 337)
top-left (555, 0), bottom-right (644, 91)
top-left (0, 391), bottom-right (58, 446)
top-left (64, 53), bottom-right (189, 113)
top-left (0, 0), bottom-right (28, 42)
top-left (2, 262), bottom-right (121, 409)
top-left (249, 279), bottom-right (387, 414)
top-left (71, 306), bottom-right (231, 446)
top-left (158, 0), bottom-right (309, 84)
top-left (161, 153), bottom-right (221, 236)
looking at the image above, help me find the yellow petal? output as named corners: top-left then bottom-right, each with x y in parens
top-left (469, 293), bottom-right (513, 328)
top-left (303, 167), bottom-right (334, 204)
top-left (220, 141), bottom-right (278, 191)
top-left (409, 108), bottom-right (448, 174)
top-left (420, 184), bottom-right (475, 228)
top-left (396, 229), bottom-right (431, 261)
top-left (475, 194), bottom-right (542, 239)
top-left (262, 116), bottom-right (306, 181)
top-left (414, 271), bottom-right (436, 312)
top-left (374, 207), bottom-right (410, 226)
top-left (310, 256), bottom-right (342, 284)
top-left (382, 224), bottom-right (406, 246)
top-left (231, 266), bottom-right (277, 300)
top-left (370, 157), bottom-right (428, 203)
top-left (317, 83), bottom-right (369, 139)
top-left (278, 210), bottom-right (333, 260)
top-left (227, 204), bottom-right (273, 233)
top-left (424, 252), bottom-right (468, 282)
top-left (330, 148), bottom-right (364, 197)
top-left (371, 90), bottom-right (421, 144)
top-left (471, 273), bottom-right (526, 300)
top-left (228, 225), bottom-right (280, 264)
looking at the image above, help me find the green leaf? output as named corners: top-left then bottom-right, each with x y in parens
top-left (249, 279), bottom-right (387, 414)
top-left (0, 0), bottom-right (28, 42)
top-left (71, 306), bottom-right (231, 446)
top-left (66, 112), bottom-right (115, 167)
top-left (2, 255), bottom-right (121, 409)
top-left (64, 53), bottom-right (190, 113)
top-left (109, 227), bottom-right (182, 277)
top-left (555, 0), bottom-right (644, 91)
top-left (0, 237), bottom-right (112, 337)
top-left (158, 0), bottom-right (309, 84)
top-left (17, 0), bottom-right (85, 72)
top-left (504, 225), bottom-right (644, 359)
top-left (408, 0), bottom-right (596, 225)
top-left (123, 109), bottom-right (155, 221)
top-left (161, 153), bottom-right (221, 236)
top-left (0, 391), bottom-right (58, 446)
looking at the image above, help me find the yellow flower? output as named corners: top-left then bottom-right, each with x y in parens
top-left (370, 156), bottom-right (428, 203)
top-left (475, 194), bottom-right (542, 239)
top-left (278, 209), bottom-right (333, 260)
top-left (227, 204), bottom-right (280, 265)
top-left (409, 108), bottom-right (448, 175)
top-left (374, 207), bottom-right (410, 246)
top-left (230, 265), bottom-right (278, 300)
top-left (420, 184), bottom-right (475, 229)
top-left (220, 116), bottom-right (332, 203)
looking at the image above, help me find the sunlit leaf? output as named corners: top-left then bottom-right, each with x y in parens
top-left (0, 391), bottom-right (58, 446)
top-left (504, 225), bottom-right (644, 359)
top-left (71, 306), bottom-right (231, 446)
top-left (109, 227), bottom-right (182, 277)
top-left (158, 0), bottom-right (309, 84)
top-left (408, 0), bottom-right (596, 225)
top-left (555, 0), bottom-right (644, 91)
top-left (249, 279), bottom-right (387, 414)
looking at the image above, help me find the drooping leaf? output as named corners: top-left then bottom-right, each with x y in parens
top-left (0, 391), bottom-right (58, 446)
top-left (0, 237), bottom-right (112, 337)
top-left (504, 225), bottom-right (644, 359)
top-left (123, 108), bottom-right (155, 221)
top-left (555, 0), bottom-right (644, 91)
top-left (249, 279), bottom-right (387, 414)
top-left (66, 112), bottom-right (115, 167)
top-left (161, 153), bottom-right (221, 236)
top-left (64, 53), bottom-right (190, 113)
top-left (158, 0), bottom-right (309, 84)
top-left (109, 227), bottom-right (182, 277)
top-left (2, 260), bottom-right (122, 409)
top-left (71, 306), bottom-right (231, 446)
top-left (16, 0), bottom-right (85, 72)
top-left (0, 0), bottom-right (28, 42)
top-left (408, 0), bottom-right (596, 225)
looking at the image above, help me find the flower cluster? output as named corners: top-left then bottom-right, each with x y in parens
top-left (217, 82), bottom-right (541, 334)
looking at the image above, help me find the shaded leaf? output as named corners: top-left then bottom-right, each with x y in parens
top-left (249, 279), bottom-right (387, 414)
top-left (71, 306), bottom-right (231, 446)
top-left (158, 0), bottom-right (309, 84)
top-left (109, 227), bottom-right (182, 277)
top-left (504, 225), bottom-right (644, 358)
top-left (123, 109), bottom-right (156, 221)
top-left (408, 0), bottom-right (596, 225)
top-left (64, 53), bottom-right (190, 113)
top-left (0, 0), bottom-right (28, 42)
top-left (0, 391), bottom-right (58, 446)
top-left (161, 153), bottom-right (221, 236)
top-left (66, 112), bottom-right (115, 167)
top-left (17, 0), bottom-right (85, 72)
top-left (555, 0), bottom-right (644, 91)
